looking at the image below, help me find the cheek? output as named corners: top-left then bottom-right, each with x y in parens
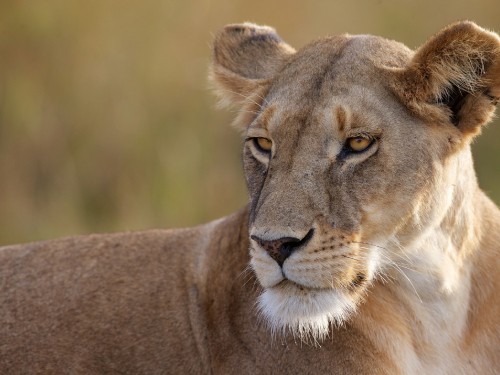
top-left (243, 149), bottom-right (267, 197)
top-left (326, 159), bottom-right (384, 230)
top-left (243, 150), bottom-right (269, 223)
top-left (249, 247), bottom-right (284, 288)
top-left (355, 153), bottom-right (434, 238)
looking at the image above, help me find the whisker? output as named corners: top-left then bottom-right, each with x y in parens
top-left (375, 252), bottom-right (423, 303)
top-left (351, 242), bottom-right (423, 301)
top-left (355, 242), bottom-right (425, 274)
top-left (238, 265), bottom-right (261, 291)
top-left (386, 237), bottom-right (413, 263)
top-left (237, 265), bottom-right (253, 280)
top-left (354, 241), bottom-right (411, 263)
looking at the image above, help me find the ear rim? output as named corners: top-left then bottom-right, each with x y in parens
top-left (387, 21), bottom-right (500, 137)
top-left (208, 65), bottom-right (268, 109)
top-left (209, 23), bottom-right (295, 110)
top-left (212, 23), bottom-right (295, 79)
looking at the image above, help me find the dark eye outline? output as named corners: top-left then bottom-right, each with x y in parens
top-left (338, 136), bottom-right (378, 160)
top-left (250, 137), bottom-right (273, 154)
top-left (344, 136), bottom-right (375, 154)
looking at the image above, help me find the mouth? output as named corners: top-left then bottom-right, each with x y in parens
top-left (276, 271), bottom-right (367, 293)
top-left (250, 244), bottom-right (372, 341)
top-left (248, 226), bottom-right (379, 341)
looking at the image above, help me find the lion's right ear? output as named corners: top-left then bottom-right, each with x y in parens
top-left (210, 23), bottom-right (295, 109)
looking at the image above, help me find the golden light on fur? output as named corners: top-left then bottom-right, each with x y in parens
top-left (1, 21), bottom-right (500, 374)
top-left (210, 20), bottom-right (500, 372)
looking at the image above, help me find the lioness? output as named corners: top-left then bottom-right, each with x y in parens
top-left (1, 21), bottom-right (499, 374)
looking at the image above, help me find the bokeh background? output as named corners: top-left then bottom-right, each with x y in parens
top-left (0, 0), bottom-right (499, 245)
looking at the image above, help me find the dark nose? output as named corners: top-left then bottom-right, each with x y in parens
top-left (251, 229), bottom-right (314, 267)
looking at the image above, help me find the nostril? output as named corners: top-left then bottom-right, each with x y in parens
top-left (251, 236), bottom-right (297, 267)
top-left (279, 245), bottom-right (292, 259)
top-left (251, 229), bottom-right (314, 266)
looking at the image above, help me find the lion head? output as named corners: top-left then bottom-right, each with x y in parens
top-left (210, 22), bottom-right (500, 340)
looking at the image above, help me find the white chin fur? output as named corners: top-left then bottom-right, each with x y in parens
top-left (257, 285), bottom-right (357, 342)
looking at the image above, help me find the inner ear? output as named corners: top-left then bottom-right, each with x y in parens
top-left (437, 83), bottom-right (472, 126)
top-left (389, 21), bottom-right (500, 138)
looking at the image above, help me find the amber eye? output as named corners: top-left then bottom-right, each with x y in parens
top-left (347, 136), bottom-right (372, 152)
top-left (254, 137), bottom-right (273, 153)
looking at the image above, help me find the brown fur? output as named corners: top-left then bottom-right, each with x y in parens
top-left (1, 21), bottom-right (499, 374)
top-left (388, 21), bottom-right (500, 138)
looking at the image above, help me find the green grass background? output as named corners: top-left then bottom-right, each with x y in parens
top-left (0, 0), bottom-right (499, 245)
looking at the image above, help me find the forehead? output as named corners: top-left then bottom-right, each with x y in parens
top-left (252, 35), bottom-right (413, 135)
top-left (254, 86), bottom-right (401, 140)
top-left (266, 34), bottom-right (411, 107)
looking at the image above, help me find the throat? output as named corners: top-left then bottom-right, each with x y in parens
top-left (356, 256), bottom-right (473, 374)
top-left (387, 191), bottom-right (479, 334)
top-left (389, 148), bottom-right (480, 302)
top-left (355, 224), bottom-right (477, 373)
top-left (392, 230), bottom-right (473, 325)
top-left (360, 156), bottom-right (483, 367)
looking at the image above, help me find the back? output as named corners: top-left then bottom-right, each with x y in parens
top-left (0, 227), bottom-right (209, 373)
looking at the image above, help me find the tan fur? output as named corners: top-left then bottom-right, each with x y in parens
top-left (1, 21), bottom-right (500, 374)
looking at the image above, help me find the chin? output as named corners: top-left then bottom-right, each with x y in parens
top-left (257, 281), bottom-right (358, 343)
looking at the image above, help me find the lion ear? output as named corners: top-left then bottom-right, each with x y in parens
top-left (391, 21), bottom-right (500, 138)
top-left (210, 23), bottom-right (295, 108)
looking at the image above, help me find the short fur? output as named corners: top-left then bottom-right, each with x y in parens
top-left (1, 21), bottom-right (500, 374)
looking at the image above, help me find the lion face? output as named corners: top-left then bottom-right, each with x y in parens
top-left (243, 44), bottom-right (438, 339)
top-left (210, 23), bottom-right (500, 339)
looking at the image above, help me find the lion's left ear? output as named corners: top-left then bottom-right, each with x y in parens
top-left (390, 21), bottom-right (500, 138)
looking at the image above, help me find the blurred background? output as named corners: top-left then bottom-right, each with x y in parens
top-left (0, 0), bottom-right (499, 245)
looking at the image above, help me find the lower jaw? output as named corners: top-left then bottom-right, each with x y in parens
top-left (257, 283), bottom-right (360, 341)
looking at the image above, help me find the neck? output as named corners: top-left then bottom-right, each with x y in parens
top-left (356, 148), bottom-right (487, 373)
top-left (394, 147), bottom-right (481, 297)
